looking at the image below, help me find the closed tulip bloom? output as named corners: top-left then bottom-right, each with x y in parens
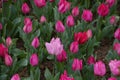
top-left (72, 58), bottom-right (83, 71)
top-left (0, 23), bottom-right (2, 30)
top-left (108, 77), bottom-right (117, 80)
top-left (0, 44), bottom-right (8, 57)
top-left (86, 29), bottom-right (92, 39)
top-left (72, 6), bottom-right (79, 17)
top-left (110, 16), bottom-right (116, 25)
top-left (97, 3), bottom-right (109, 17)
top-left (31, 37), bottom-right (40, 48)
top-left (4, 54), bottom-right (13, 66)
top-left (82, 9), bottom-right (93, 22)
top-left (40, 16), bottom-right (47, 23)
top-left (113, 42), bottom-right (120, 55)
top-left (30, 53), bottom-right (39, 66)
top-left (45, 38), bottom-right (63, 56)
top-left (56, 50), bottom-right (67, 62)
top-left (21, 3), bottom-right (30, 14)
top-left (106, 0), bottom-right (116, 8)
top-left (6, 37), bottom-right (12, 47)
top-left (70, 41), bottom-right (79, 53)
top-left (94, 61), bottom-right (106, 76)
top-left (34, 0), bottom-right (46, 8)
top-left (114, 28), bottom-right (120, 40)
top-left (87, 56), bottom-right (95, 65)
top-left (11, 74), bottom-right (20, 80)
top-left (66, 15), bottom-right (75, 27)
top-left (55, 20), bottom-right (65, 33)
top-left (109, 59), bottom-right (120, 75)
top-left (23, 22), bottom-right (32, 34)
top-left (24, 17), bottom-right (31, 25)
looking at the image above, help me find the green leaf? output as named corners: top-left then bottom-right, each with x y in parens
top-left (47, 55), bottom-right (54, 60)
top-left (0, 74), bottom-right (7, 80)
top-left (44, 68), bottom-right (53, 80)
top-left (53, 72), bottom-right (60, 80)
top-left (53, 6), bottom-right (60, 21)
top-left (35, 67), bottom-right (40, 80)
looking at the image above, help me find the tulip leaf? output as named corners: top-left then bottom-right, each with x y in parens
top-left (44, 68), bottom-right (53, 80)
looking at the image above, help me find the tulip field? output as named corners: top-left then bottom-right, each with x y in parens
top-left (0, 0), bottom-right (120, 80)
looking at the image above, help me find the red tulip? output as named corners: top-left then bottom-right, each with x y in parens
top-left (0, 44), bottom-right (8, 57)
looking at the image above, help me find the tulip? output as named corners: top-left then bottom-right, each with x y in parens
top-left (110, 16), bottom-right (116, 25)
top-left (24, 17), bottom-right (31, 25)
top-left (0, 23), bottom-right (2, 30)
top-left (11, 74), bottom-right (20, 80)
top-left (108, 77), bottom-right (117, 80)
top-left (34, 0), bottom-right (46, 8)
top-left (94, 61), bottom-right (106, 76)
top-left (45, 37), bottom-right (63, 55)
top-left (86, 29), bottom-right (92, 39)
top-left (66, 15), bottom-right (75, 27)
top-left (23, 21), bottom-right (32, 34)
top-left (56, 50), bottom-right (67, 62)
top-left (21, 3), bottom-right (30, 14)
top-left (40, 15), bottom-right (47, 23)
top-left (72, 58), bottom-right (82, 71)
top-left (87, 56), bottom-right (95, 65)
top-left (109, 59), bottom-right (120, 75)
top-left (74, 32), bottom-right (88, 44)
top-left (72, 6), bottom-right (79, 17)
top-left (31, 37), bottom-right (40, 48)
top-left (82, 9), bottom-right (93, 22)
top-left (30, 53), bottom-right (39, 66)
top-left (70, 41), bottom-right (79, 53)
top-left (113, 42), bottom-right (120, 55)
top-left (114, 28), bottom-right (120, 40)
top-left (106, 0), bottom-right (116, 8)
top-left (55, 20), bottom-right (65, 33)
top-left (6, 37), bottom-right (12, 47)
top-left (4, 54), bottom-right (13, 66)
top-left (0, 44), bottom-right (8, 57)
top-left (97, 3), bottom-right (109, 17)
top-left (49, 0), bottom-right (54, 2)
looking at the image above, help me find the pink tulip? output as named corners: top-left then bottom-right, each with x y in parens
top-left (0, 44), bottom-right (8, 57)
top-left (58, 0), bottom-right (71, 13)
top-left (66, 15), bottom-right (75, 27)
top-left (4, 54), bottom-right (13, 66)
top-left (114, 28), bottom-right (120, 40)
top-left (109, 59), bottom-right (120, 75)
top-left (94, 61), bottom-right (106, 76)
top-left (45, 37), bottom-right (63, 56)
top-left (11, 74), bottom-right (20, 80)
top-left (23, 21), bottom-right (32, 34)
top-left (110, 16), bottom-right (116, 25)
top-left (34, 0), bottom-right (46, 8)
top-left (6, 37), bottom-right (12, 47)
top-left (72, 58), bottom-right (82, 71)
top-left (72, 6), bottom-right (79, 17)
top-left (21, 3), bottom-right (30, 14)
top-left (30, 53), bottom-right (39, 66)
top-left (31, 37), bottom-right (40, 48)
top-left (86, 29), bottom-right (92, 38)
top-left (87, 56), bottom-right (95, 65)
top-left (0, 23), bottom-right (2, 30)
top-left (108, 77), bottom-right (117, 80)
top-left (97, 3), bottom-right (109, 17)
top-left (70, 41), bottom-right (79, 53)
top-left (49, 0), bottom-right (54, 2)
top-left (40, 15), bottom-right (47, 23)
top-left (113, 42), bottom-right (120, 55)
top-left (82, 9), bottom-right (93, 22)
top-left (106, 0), bottom-right (116, 8)
top-left (55, 20), bottom-right (65, 33)
top-left (56, 50), bottom-right (67, 62)
top-left (24, 17), bottom-right (31, 25)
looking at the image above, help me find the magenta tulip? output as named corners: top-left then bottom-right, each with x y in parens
top-left (114, 28), bottom-right (120, 40)
top-left (55, 20), bottom-right (65, 33)
top-left (4, 54), bottom-right (13, 66)
top-left (56, 50), bottom-right (67, 62)
top-left (31, 37), bottom-right (40, 48)
top-left (34, 0), bottom-right (46, 8)
top-left (66, 15), bottom-right (75, 27)
top-left (30, 53), bottom-right (39, 66)
top-left (21, 3), bottom-right (30, 14)
top-left (70, 41), bottom-right (79, 53)
top-left (11, 74), bottom-right (20, 80)
top-left (72, 6), bottom-right (79, 17)
top-left (40, 15), bottom-right (47, 23)
top-left (6, 37), bottom-right (12, 47)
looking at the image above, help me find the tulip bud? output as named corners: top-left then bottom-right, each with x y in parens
top-left (30, 53), bottom-right (39, 66)
top-left (24, 17), bottom-right (31, 25)
top-left (108, 77), bottom-right (117, 80)
top-left (6, 37), bottom-right (12, 47)
top-left (72, 58), bottom-right (83, 71)
top-left (110, 16), bottom-right (116, 25)
top-left (56, 50), bottom-right (67, 62)
top-left (31, 37), bottom-right (40, 48)
top-left (66, 15), bottom-right (75, 27)
top-left (11, 74), bottom-right (20, 80)
top-left (40, 15), bottom-right (47, 23)
top-left (4, 54), bottom-right (13, 66)
top-left (0, 44), bottom-right (8, 57)
top-left (87, 56), bottom-right (95, 65)
top-left (86, 29), bottom-right (92, 39)
top-left (106, 0), bottom-right (116, 8)
top-left (21, 3), bottom-right (30, 14)
top-left (72, 6), bottom-right (79, 17)
top-left (0, 23), bottom-right (2, 30)
top-left (113, 42), bottom-right (120, 55)
top-left (94, 61), bottom-right (106, 76)
top-left (114, 28), bottom-right (120, 40)
top-left (23, 22), bottom-right (32, 34)
top-left (34, 0), bottom-right (46, 8)
top-left (70, 41), bottom-right (79, 53)
top-left (55, 20), bottom-right (65, 33)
